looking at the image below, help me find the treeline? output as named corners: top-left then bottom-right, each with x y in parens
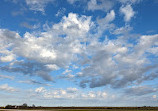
top-left (4, 103), bottom-right (36, 109)
top-left (42, 106), bottom-right (158, 110)
top-left (2, 104), bottom-right (158, 110)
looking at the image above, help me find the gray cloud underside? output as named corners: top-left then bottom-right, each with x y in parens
top-left (124, 86), bottom-right (157, 96)
top-left (0, 11), bottom-right (158, 89)
top-left (18, 79), bottom-right (51, 86)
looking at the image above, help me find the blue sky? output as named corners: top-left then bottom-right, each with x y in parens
top-left (0, 0), bottom-right (158, 107)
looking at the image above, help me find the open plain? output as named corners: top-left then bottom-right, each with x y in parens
top-left (1, 108), bottom-right (158, 111)
top-left (0, 109), bottom-right (158, 111)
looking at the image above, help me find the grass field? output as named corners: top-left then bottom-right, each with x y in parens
top-left (0, 107), bottom-right (158, 111)
top-left (1, 109), bottom-right (158, 111)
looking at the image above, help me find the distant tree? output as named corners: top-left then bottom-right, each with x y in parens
top-left (21, 103), bottom-right (28, 109)
top-left (23, 103), bottom-right (27, 106)
top-left (5, 105), bottom-right (13, 109)
top-left (32, 104), bottom-right (35, 108)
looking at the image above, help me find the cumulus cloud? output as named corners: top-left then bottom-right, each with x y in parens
top-left (1, 0), bottom-right (158, 106)
top-left (95, 10), bottom-right (115, 37)
top-left (111, 25), bottom-right (133, 35)
top-left (78, 34), bottom-right (158, 88)
top-left (152, 95), bottom-right (157, 99)
top-left (137, 72), bottom-right (158, 83)
top-left (53, 13), bottom-right (92, 36)
top-left (87, 0), bottom-right (114, 11)
top-left (120, 4), bottom-right (135, 22)
top-left (0, 11), bottom-right (158, 90)
top-left (0, 60), bottom-right (53, 81)
top-left (67, 0), bottom-right (79, 4)
top-left (0, 74), bottom-right (14, 80)
top-left (6, 0), bottom-right (55, 14)
top-left (20, 22), bottom-right (40, 29)
top-left (60, 74), bottom-right (75, 79)
top-left (0, 13), bottom-right (92, 81)
top-left (25, 0), bottom-right (55, 13)
top-left (118, 0), bottom-right (142, 4)
top-left (35, 87), bottom-right (107, 99)
top-left (124, 86), bottom-right (157, 96)
top-left (104, 10), bottom-right (115, 23)
top-left (55, 8), bottom-right (66, 17)
top-left (0, 29), bottom-right (18, 63)
top-left (0, 54), bottom-right (15, 62)
top-left (66, 87), bottom-right (78, 93)
top-left (0, 84), bottom-right (17, 92)
top-left (35, 87), bottom-right (46, 93)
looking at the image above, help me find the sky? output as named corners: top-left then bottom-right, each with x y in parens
top-left (0, 0), bottom-right (158, 107)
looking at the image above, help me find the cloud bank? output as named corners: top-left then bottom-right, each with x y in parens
top-left (0, 11), bottom-right (158, 89)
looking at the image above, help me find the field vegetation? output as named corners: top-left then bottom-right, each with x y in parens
top-left (0, 105), bottom-right (158, 111)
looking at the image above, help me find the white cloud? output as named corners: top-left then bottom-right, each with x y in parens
top-left (152, 95), bottom-right (157, 99)
top-left (147, 47), bottom-right (158, 56)
top-left (35, 87), bottom-right (46, 93)
top-left (66, 74), bottom-right (75, 78)
top-left (67, 87), bottom-right (78, 93)
top-left (0, 29), bottom-right (19, 63)
top-left (118, 0), bottom-right (141, 4)
top-left (62, 69), bottom-right (72, 75)
top-left (25, 0), bottom-right (55, 13)
top-left (53, 13), bottom-right (92, 36)
top-left (95, 10), bottom-right (115, 37)
top-left (45, 64), bottom-right (59, 70)
top-left (79, 34), bottom-right (158, 88)
top-left (67, 0), bottom-right (79, 4)
top-left (59, 73), bottom-right (75, 80)
top-left (87, 0), bottom-right (114, 11)
top-left (55, 8), bottom-right (66, 17)
top-left (120, 4), bottom-right (135, 22)
top-left (0, 74), bottom-right (14, 80)
top-left (0, 11), bottom-right (158, 90)
top-left (0, 50), bottom-right (15, 63)
top-left (35, 87), bottom-right (107, 99)
top-left (0, 54), bottom-right (15, 62)
top-left (104, 10), bottom-right (115, 23)
top-left (1, 0), bottom-right (158, 106)
top-left (82, 91), bottom-right (107, 98)
top-left (135, 34), bottom-right (158, 56)
top-left (111, 25), bottom-right (132, 35)
top-left (20, 22), bottom-right (40, 29)
top-left (0, 13), bottom-right (92, 81)
top-left (0, 84), bottom-right (17, 92)
top-left (124, 86), bottom-right (157, 96)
